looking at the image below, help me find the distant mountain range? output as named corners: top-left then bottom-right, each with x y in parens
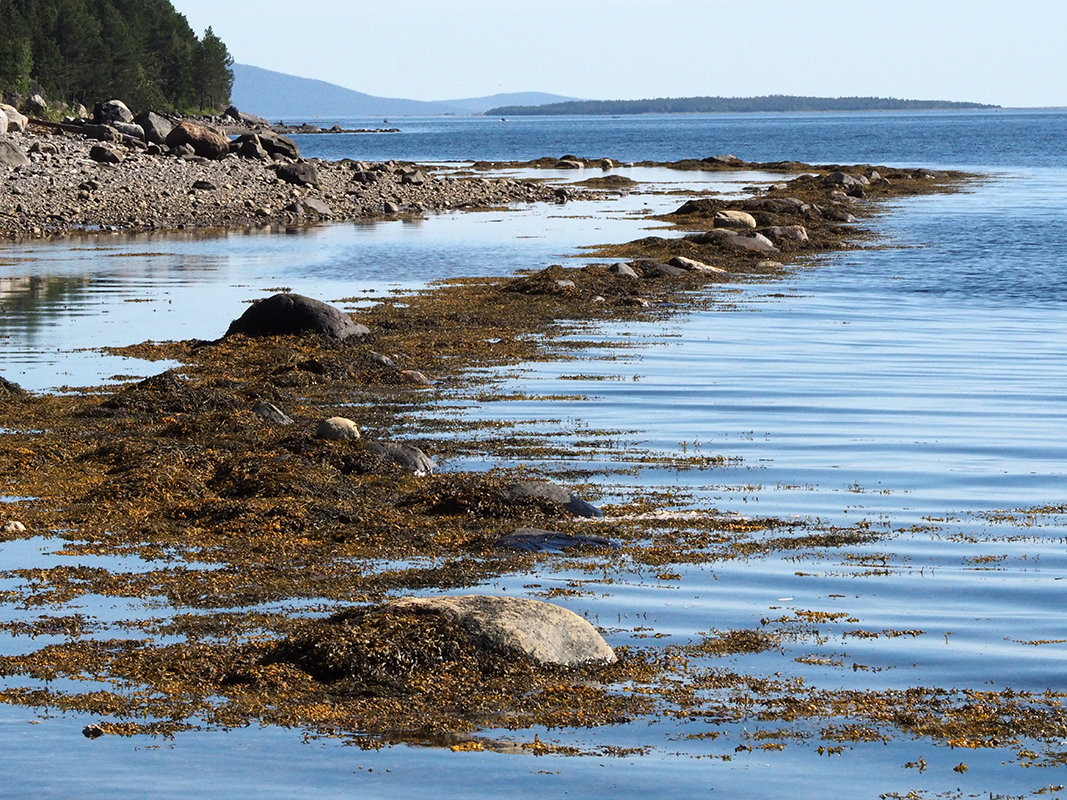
top-left (231, 64), bottom-right (578, 120)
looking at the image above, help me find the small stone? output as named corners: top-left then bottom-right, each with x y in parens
top-left (192, 180), bottom-right (216, 191)
top-left (669, 256), bottom-right (727, 274)
top-left (315, 417), bottom-right (361, 441)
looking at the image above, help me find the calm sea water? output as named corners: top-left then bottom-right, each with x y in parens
top-left (1, 110), bottom-right (1066, 798)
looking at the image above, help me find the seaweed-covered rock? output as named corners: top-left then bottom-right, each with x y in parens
top-left (225, 293), bottom-right (370, 340)
top-left (0, 375), bottom-right (26, 399)
top-left (393, 595), bottom-right (617, 667)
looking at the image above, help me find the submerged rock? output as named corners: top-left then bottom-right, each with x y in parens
top-left (393, 595), bottom-right (617, 667)
top-left (225, 293), bottom-right (370, 340)
top-left (497, 527), bottom-right (616, 553)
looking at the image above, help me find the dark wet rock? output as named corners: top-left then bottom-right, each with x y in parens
top-left (276, 161), bottom-right (320, 187)
top-left (253, 401), bottom-right (294, 425)
top-left (0, 141), bottom-right (30, 168)
top-left (192, 179), bottom-right (216, 190)
top-left (393, 595), bottom-right (616, 667)
top-left (315, 417), bottom-right (361, 441)
top-left (504, 480), bottom-right (603, 518)
top-left (165, 120), bottom-right (230, 160)
top-left (93, 100), bottom-right (134, 126)
top-left (643, 261), bottom-right (686, 278)
top-left (82, 724), bottom-right (106, 740)
top-left (497, 527), bottom-right (616, 553)
top-left (89, 144), bottom-right (124, 164)
top-left (364, 440), bottom-right (436, 475)
top-left (133, 111), bottom-right (175, 145)
top-left (383, 201), bottom-right (400, 214)
top-left (82, 123), bottom-right (121, 143)
top-left (674, 198), bottom-right (722, 215)
top-left (225, 293), bottom-right (370, 340)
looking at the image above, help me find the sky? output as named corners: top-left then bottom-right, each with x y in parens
top-left (170, 0), bottom-right (1066, 107)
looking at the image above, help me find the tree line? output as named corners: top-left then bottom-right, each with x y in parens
top-left (486, 95), bottom-right (998, 116)
top-left (0, 0), bottom-right (233, 114)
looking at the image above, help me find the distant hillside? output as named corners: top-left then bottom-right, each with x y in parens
top-left (232, 64), bottom-right (578, 119)
top-left (486, 95), bottom-right (1000, 116)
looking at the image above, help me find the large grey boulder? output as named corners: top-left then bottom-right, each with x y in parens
top-left (226, 293), bottom-right (370, 340)
top-left (696, 229), bottom-right (780, 255)
top-left (825, 171), bottom-right (869, 189)
top-left (364, 440), bottom-right (436, 475)
top-left (392, 595), bottom-right (617, 667)
top-left (133, 111), bottom-right (174, 145)
top-left (0, 112), bottom-right (7, 135)
top-left (93, 99), bottom-right (134, 125)
top-left (89, 144), bottom-right (124, 164)
top-left (111, 121), bottom-right (145, 141)
top-left (764, 225), bottom-right (809, 243)
top-left (504, 480), bottom-right (603, 518)
top-left (232, 133), bottom-right (269, 160)
top-left (0, 141), bottom-right (30, 167)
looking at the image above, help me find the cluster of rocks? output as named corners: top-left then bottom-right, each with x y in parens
top-left (0, 99), bottom-right (579, 239)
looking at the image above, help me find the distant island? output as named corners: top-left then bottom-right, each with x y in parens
top-left (485, 95), bottom-right (999, 116)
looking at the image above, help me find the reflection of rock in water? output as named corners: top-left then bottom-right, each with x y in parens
top-left (0, 274), bottom-right (93, 321)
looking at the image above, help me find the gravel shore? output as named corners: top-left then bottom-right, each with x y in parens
top-left (0, 124), bottom-right (574, 240)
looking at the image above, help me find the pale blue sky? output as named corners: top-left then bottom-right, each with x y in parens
top-left (171, 0), bottom-right (1065, 106)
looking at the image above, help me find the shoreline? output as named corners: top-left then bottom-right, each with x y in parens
top-left (2, 142), bottom-right (1045, 764)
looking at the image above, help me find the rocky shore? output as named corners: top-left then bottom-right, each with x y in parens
top-left (0, 108), bottom-right (573, 240)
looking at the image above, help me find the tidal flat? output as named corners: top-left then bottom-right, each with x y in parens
top-left (2, 145), bottom-right (1065, 798)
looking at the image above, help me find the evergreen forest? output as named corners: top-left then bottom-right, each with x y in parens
top-left (0, 0), bottom-right (233, 113)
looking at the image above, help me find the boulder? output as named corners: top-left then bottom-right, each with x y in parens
top-left (256, 129), bottom-right (300, 160)
top-left (670, 256), bottom-right (727, 274)
top-left (0, 104), bottom-right (27, 132)
top-left (696, 229), bottom-right (779, 254)
top-left (702, 154), bottom-right (744, 166)
top-left (133, 111), bottom-right (174, 145)
top-left (89, 144), bottom-right (124, 164)
top-left (315, 417), bottom-right (361, 441)
top-left (364, 440), bottom-right (436, 475)
top-left (225, 292), bottom-right (370, 340)
top-left (25, 94), bottom-right (48, 115)
top-left (556, 159), bottom-right (583, 169)
top-left (82, 123), bottom-right (121, 143)
top-left (608, 262), bottom-right (640, 279)
top-left (224, 105), bottom-right (271, 128)
top-left (165, 120), bottom-right (230, 160)
top-left (764, 225), bottom-right (809, 243)
top-left (746, 196), bottom-right (811, 214)
top-left (0, 141), bottom-right (31, 167)
top-left (825, 171), bottom-right (869, 189)
top-left (391, 595), bottom-right (616, 667)
top-left (253, 401), bottom-right (294, 425)
top-left (398, 369), bottom-right (433, 386)
top-left (0, 520), bottom-right (27, 534)
top-left (503, 480), bottom-right (602, 518)
top-left (287, 196), bottom-right (333, 217)
top-left (93, 99), bottom-right (134, 125)
top-left (400, 169), bottom-right (427, 185)
top-left (276, 161), bottom-right (320, 186)
top-left (0, 112), bottom-right (7, 135)
top-left (111, 121), bottom-right (145, 141)
top-left (713, 210), bottom-right (757, 229)
top-left (232, 133), bottom-right (268, 160)
top-left (497, 528), bottom-right (616, 553)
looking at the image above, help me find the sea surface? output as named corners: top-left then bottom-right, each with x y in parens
top-left (1, 110), bottom-right (1066, 798)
